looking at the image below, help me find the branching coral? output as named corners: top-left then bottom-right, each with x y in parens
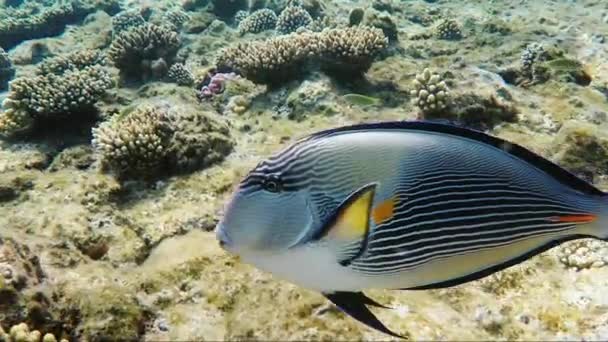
top-left (238, 9), bottom-right (277, 34)
top-left (0, 65), bottom-right (113, 138)
top-left (276, 5), bottom-right (313, 34)
top-left (411, 68), bottom-right (450, 115)
top-left (167, 63), bottom-right (194, 86)
top-left (107, 23), bottom-right (181, 81)
top-left (92, 104), bottom-right (174, 179)
top-left (216, 31), bottom-right (317, 84)
top-left (111, 9), bottom-right (145, 36)
top-left (216, 26), bottom-right (388, 84)
top-left (92, 103), bottom-right (234, 180)
top-left (317, 26), bottom-right (388, 76)
top-left (36, 50), bottom-right (104, 75)
top-left (436, 19), bottom-right (463, 40)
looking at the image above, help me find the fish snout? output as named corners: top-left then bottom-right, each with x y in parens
top-left (215, 224), bottom-right (232, 250)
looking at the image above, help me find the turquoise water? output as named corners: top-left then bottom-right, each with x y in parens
top-left (1, 0), bottom-right (608, 341)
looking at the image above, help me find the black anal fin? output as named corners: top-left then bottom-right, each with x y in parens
top-left (324, 291), bottom-right (405, 339)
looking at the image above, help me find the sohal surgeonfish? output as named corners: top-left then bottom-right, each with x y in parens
top-left (215, 121), bottom-right (608, 338)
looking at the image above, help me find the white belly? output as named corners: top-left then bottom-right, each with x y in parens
top-left (241, 244), bottom-right (378, 292)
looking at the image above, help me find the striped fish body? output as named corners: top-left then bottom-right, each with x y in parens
top-left (216, 121), bottom-right (608, 337)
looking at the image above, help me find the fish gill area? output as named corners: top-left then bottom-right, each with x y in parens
top-left (1, 0), bottom-right (608, 340)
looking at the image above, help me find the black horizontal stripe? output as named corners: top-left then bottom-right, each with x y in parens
top-left (352, 223), bottom-right (575, 274)
top-left (366, 217), bottom-right (574, 264)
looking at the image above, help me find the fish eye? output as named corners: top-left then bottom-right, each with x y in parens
top-left (262, 174), bottom-right (283, 193)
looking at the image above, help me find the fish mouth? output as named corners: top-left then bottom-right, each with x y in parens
top-left (215, 224), bottom-right (232, 250)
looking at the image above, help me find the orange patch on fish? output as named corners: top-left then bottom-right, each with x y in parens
top-left (550, 214), bottom-right (597, 223)
top-left (372, 197), bottom-right (396, 225)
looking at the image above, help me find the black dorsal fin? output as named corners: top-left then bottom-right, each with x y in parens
top-left (306, 120), bottom-right (605, 197)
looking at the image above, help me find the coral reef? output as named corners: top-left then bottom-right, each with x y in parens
top-left (92, 103), bottom-right (234, 180)
top-left (111, 9), bottom-right (145, 36)
top-left (318, 26), bottom-right (389, 76)
top-left (435, 19), bottom-right (463, 40)
top-left (234, 10), bottom-right (249, 25)
top-left (238, 9), bottom-right (278, 35)
top-left (0, 0), bottom-right (121, 49)
top-left (0, 65), bottom-right (113, 138)
top-left (36, 50), bottom-right (104, 75)
top-left (2, 0), bottom-right (608, 341)
top-left (0, 46), bottom-right (14, 91)
top-left (410, 68), bottom-right (450, 116)
top-left (158, 9), bottom-right (190, 32)
top-left (107, 23), bottom-right (181, 81)
top-left (167, 63), bottom-right (194, 86)
top-left (276, 5), bottom-right (313, 34)
top-left (91, 104), bottom-right (174, 180)
top-left (216, 31), bottom-right (316, 84)
top-left (217, 26), bottom-right (387, 84)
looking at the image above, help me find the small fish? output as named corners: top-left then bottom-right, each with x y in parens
top-left (216, 121), bottom-right (608, 338)
top-left (342, 93), bottom-right (382, 107)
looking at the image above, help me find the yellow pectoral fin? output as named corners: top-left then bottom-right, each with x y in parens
top-left (328, 184), bottom-right (376, 241)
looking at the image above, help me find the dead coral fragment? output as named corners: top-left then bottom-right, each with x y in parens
top-left (0, 65), bottom-right (113, 139)
top-left (107, 23), bottom-right (181, 81)
top-left (0, 323), bottom-right (67, 342)
top-left (238, 9), bottom-right (277, 34)
top-left (36, 50), bottom-right (104, 75)
top-left (217, 26), bottom-right (387, 84)
top-left (276, 5), bottom-right (313, 34)
top-left (558, 239), bottom-right (608, 270)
